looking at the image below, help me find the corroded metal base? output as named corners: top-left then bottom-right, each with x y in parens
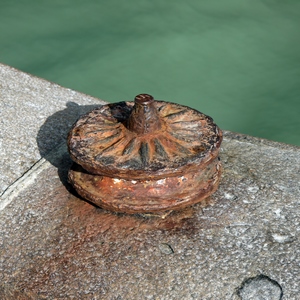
top-left (69, 158), bottom-right (221, 214)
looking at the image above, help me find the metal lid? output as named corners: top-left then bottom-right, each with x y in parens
top-left (68, 94), bottom-right (222, 180)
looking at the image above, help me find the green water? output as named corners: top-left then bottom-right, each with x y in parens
top-left (1, 1), bottom-right (300, 145)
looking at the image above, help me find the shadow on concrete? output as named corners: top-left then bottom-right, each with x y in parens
top-left (36, 101), bottom-right (102, 189)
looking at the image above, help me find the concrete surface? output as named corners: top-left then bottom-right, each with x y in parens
top-left (0, 64), bottom-right (300, 299)
top-left (0, 63), bottom-right (106, 196)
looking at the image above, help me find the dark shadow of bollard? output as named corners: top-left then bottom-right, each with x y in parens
top-left (36, 101), bottom-right (102, 189)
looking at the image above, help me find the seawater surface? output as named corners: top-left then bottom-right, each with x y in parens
top-left (1, 1), bottom-right (300, 145)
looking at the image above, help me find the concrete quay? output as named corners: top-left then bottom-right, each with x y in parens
top-left (0, 63), bottom-right (299, 299)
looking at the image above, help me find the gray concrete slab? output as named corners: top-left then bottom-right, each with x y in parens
top-left (0, 63), bottom-right (106, 195)
top-left (0, 131), bottom-right (299, 299)
top-left (0, 65), bottom-right (299, 299)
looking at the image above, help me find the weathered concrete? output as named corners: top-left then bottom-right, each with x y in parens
top-left (1, 64), bottom-right (300, 299)
top-left (0, 63), bottom-right (106, 196)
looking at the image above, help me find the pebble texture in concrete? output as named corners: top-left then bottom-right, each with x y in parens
top-left (0, 63), bottom-right (105, 195)
top-left (0, 65), bottom-right (299, 299)
top-left (238, 275), bottom-right (283, 300)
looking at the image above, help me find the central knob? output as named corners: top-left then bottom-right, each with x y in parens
top-left (127, 94), bottom-right (162, 135)
top-left (134, 93), bottom-right (154, 104)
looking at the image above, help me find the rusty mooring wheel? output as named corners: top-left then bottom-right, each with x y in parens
top-left (68, 94), bottom-right (222, 213)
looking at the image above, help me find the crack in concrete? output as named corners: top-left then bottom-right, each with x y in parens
top-left (0, 143), bottom-right (67, 211)
top-left (0, 157), bottom-right (50, 211)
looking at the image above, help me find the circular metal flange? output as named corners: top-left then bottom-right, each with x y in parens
top-left (68, 94), bottom-right (223, 213)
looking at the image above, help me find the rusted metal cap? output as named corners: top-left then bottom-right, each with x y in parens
top-left (68, 94), bottom-right (222, 214)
